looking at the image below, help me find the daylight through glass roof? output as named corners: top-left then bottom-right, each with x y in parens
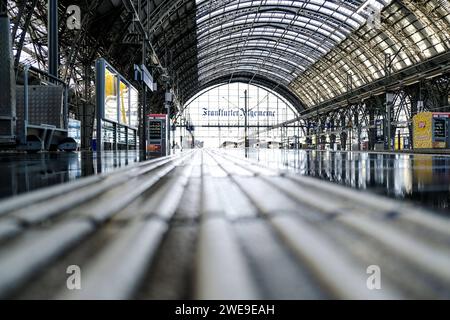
top-left (195, 0), bottom-right (390, 88)
top-left (8, 0), bottom-right (450, 111)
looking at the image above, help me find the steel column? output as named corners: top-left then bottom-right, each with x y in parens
top-left (141, 41), bottom-right (147, 153)
top-left (244, 89), bottom-right (249, 149)
top-left (0, 11), bottom-right (16, 142)
top-left (48, 0), bottom-right (59, 78)
top-left (0, 0), bottom-right (6, 15)
top-left (95, 59), bottom-right (105, 152)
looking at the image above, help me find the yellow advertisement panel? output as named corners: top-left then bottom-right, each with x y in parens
top-left (413, 112), bottom-right (433, 149)
top-left (104, 68), bottom-right (118, 122)
top-left (119, 81), bottom-right (129, 125)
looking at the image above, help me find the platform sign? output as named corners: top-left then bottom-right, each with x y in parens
top-left (147, 114), bottom-right (168, 157)
top-left (134, 64), bottom-right (156, 92)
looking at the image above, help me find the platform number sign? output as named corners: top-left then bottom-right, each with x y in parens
top-left (66, 5), bottom-right (81, 30)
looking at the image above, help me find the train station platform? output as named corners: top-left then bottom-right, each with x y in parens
top-left (0, 150), bottom-right (449, 299)
top-left (302, 148), bottom-right (450, 155)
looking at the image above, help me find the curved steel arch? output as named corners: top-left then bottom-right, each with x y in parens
top-left (172, 35), bottom-right (322, 76)
top-left (190, 0), bottom-right (389, 105)
top-left (196, 2), bottom-right (363, 31)
top-left (198, 47), bottom-right (306, 70)
top-left (196, 8), bottom-right (354, 41)
top-left (196, 35), bottom-right (324, 61)
top-left (139, 0), bottom-right (392, 108)
top-left (198, 63), bottom-right (294, 86)
top-left (179, 81), bottom-right (303, 120)
top-left (196, 23), bottom-right (336, 56)
top-left (182, 73), bottom-right (306, 113)
top-left (176, 52), bottom-right (299, 86)
top-left (197, 21), bottom-right (345, 48)
top-left (50, 0), bottom-right (448, 116)
top-left (198, 63), bottom-right (294, 84)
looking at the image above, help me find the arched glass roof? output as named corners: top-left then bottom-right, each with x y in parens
top-left (194, 0), bottom-right (390, 90)
top-left (290, 0), bottom-right (450, 107)
top-left (176, 82), bottom-right (299, 148)
top-left (10, 0), bottom-right (450, 114)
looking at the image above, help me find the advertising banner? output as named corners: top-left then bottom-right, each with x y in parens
top-left (104, 68), bottom-right (118, 123)
top-left (413, 112), bottom-right (433, 149)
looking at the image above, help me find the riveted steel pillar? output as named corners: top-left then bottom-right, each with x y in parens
top-left (0, 8), bottom-right (16, 142)
top-left (48, 0), bottom-right (59, 78)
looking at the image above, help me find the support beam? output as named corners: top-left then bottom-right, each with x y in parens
top-left (165, 89), bottom-right (172, 156)
top-left (14, 0), bottom-right (39, 71)
top-left (244, 90), bottom-right (249, 149)
top-left (140, 41), bottom-right (148, 153)
top-left (0, 0), bottom-right (6, 15)
top-left (386, 93), bottom-right (394, 151)
top-left (0, 10), bottom-right (16, 143)
top-left (48, 0), bottom-right (59, 78)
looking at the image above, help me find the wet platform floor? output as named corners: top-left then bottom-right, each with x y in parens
top-left (0, 149), bottom-right (448, 299)
top-left (0, 151), bottom-right (141, 200)
top-left (224, 149), bottom-right (450, 213)
top-left (1, 149), bottom-right (450, 213)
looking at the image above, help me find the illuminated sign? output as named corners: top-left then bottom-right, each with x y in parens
top-left (434, 118), bottom-right (446, 139)
top-left (202, 108), bottom-right (276, 118)
top-left (149, 121), bottom-right (162, 140)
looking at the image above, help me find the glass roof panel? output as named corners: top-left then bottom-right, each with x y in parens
top-left (287, 0), bottom-right (450, 108)
top-left (195, 0), bottom-right (391, 90)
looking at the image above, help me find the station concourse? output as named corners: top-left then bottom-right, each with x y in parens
top-left (0, 0), bottom-right (449, 300)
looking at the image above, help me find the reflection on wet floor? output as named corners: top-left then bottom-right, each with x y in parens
top-left (225, 149), bottom-right (450, 213)
top-left (0, 151), bottom-right (141, 200)
top-left (1, 149), bottom-right (450, 213)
